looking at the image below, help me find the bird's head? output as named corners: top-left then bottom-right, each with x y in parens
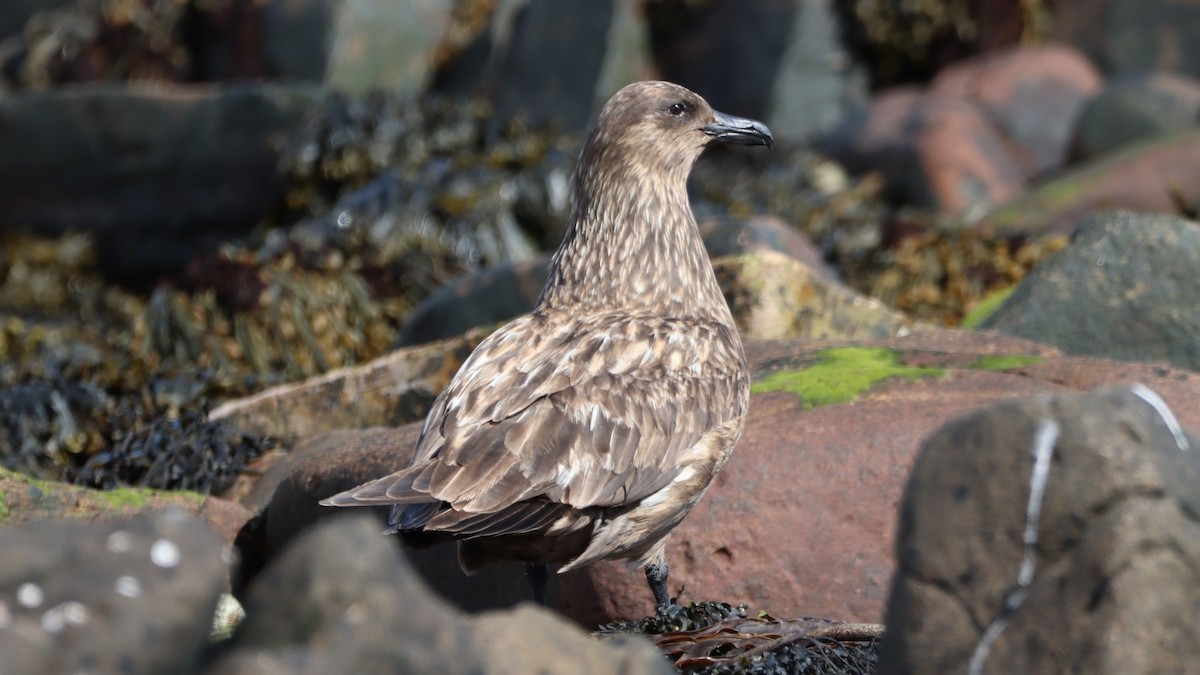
top-left (580, 81), bottom-right (773, 185)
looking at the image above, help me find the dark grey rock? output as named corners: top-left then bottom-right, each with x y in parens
top-left (228, 513), bottom-right (483, 674)
top-left (1053, 0), bottom-right (1200, 80)
top-left (261, 0), bottom-right (340, 81)
top-left (646, 0), bottom-right (795, 120)
top-left (0, 83), bottom-right (323, 282)
top-left (323, 0), bottom-right (453, 94)
top-left (0, 510), bottom-right (227, 675)
top-left (982, 210), bottom-right (1200, 371)
top-left (0, 0), bottom-right (72, 39)
top-left (253, 429), bottom-right (536, 614)
top-left (765, 0), bottom-right (869, 139)
top-left (881, 386), bottom-right (1200, 674)
top-left (487, 0), bottom-right (616, 131)
top-left (397, 256), bottom-right (550, 347)
top-left (1070, 73), bottom-right (1200, 162)
top-left (222, 513), bottom-right (670, 675)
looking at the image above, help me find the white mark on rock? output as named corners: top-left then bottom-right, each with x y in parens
top-left (150, 539), bottom-right (181, 568)
top-left (1131, 383), bottom-right (1189, 453)
top-left (967, 417), bottom-right (1059, 675)
top-left (17, 583), bottom-right (43, 609)
top-left (61, 602), bottom-right (90, 626)
top-left (115, 576), bottom-right (143, 599)
top-left (40, 602), bottom-right (87, 634)
top-left (106, 531), bottom-right (133, 554)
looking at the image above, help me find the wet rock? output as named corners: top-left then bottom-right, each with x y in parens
top-left (323, 0), bottom-right (453, 94)
top-left (249, 329), bottom-right (1200, 627)
top-left (880, 387), bottom-right (1200, 674)
top-left (765, 0), bottom-right (869, 139)
top-left (397, 257), bottom-right (550, 348)
top-left (260, 0), bottom-right (340, 81)
top-left (215, 513), bottom-right (669, 675)
top-left (823, 87), bottom-right (1027, 218)
top-left (1070, 73), bottom-right (1200, 162)
top-left (486, 0), bottom-right (616, 131)
top-left (932, 44), bottom-right (1102, 176)
top-left (0, 467), bottom-right (253, 546)
top-left (249, 427), bottom-right (534, 613)
top-left (646, 0), bottom-right (796, 120)
top-left (713, 251), bottom-right (915, 341)
top-left (0, 83), bottom-right (322, 283)
top-left (0, 510), bottom-right (227, 675)
top-left (981, 210), bottom-right (1200, 371)
top-left (208, 329), bottom-right (489, 444)
top-left (1052, 0), bottom-right (1200, 80)
top-left (979, 130), bottom-right (1200, 236)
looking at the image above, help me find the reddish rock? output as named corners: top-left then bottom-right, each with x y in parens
top-left (824, 87), bottom-right (1027, 217)
top-left (933, 44), bottom-right (1103, 176)
top-left (979, 129), bottom-right (1200, 236)
top-left (254, 329), bottom-right (1200, 627)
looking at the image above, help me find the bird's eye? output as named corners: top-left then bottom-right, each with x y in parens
top-left (668, 102), bottom-right (688, 116)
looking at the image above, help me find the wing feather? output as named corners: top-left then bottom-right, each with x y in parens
top-left (323, 310), bottom-right (748, 538)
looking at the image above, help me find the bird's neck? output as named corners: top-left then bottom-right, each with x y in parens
top-left (537, 161), bottom-right (731, 323)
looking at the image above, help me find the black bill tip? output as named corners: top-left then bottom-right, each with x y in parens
top-left (702, 110), bottom-right (773, 148)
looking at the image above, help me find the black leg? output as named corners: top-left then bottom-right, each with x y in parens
top-left (525, 562), bottom-right (550, 606)
top-left (644, 557), bottom-right (673, 610)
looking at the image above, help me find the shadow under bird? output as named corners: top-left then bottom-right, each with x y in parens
top-left (321, 81), bottom-right (772, 610)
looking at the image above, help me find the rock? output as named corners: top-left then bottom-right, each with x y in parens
top-left (645, 0), bottom-right (796, 120)
top-left (260, 0), bottom-right (341, 81)
top-left (215, 513), bottom-right (669, 674)
top-left (979, 130), bottom-right (1200, 236)
top-left (0, 83), bottom-right (323, 283)
top-left (396, 257), bottom-right (550, 348)
top-left (251, 329), bottom-right (1200, 626)
top-left (1051, 0), bottom-right (1200, 80)
top-left (932, 44), bottom-right (1102, 177)
top-left (0, 0), bottom-right (72, 39)
top-left (981, 210), bottom-right (1200, 371)
top-left (765, 0), bottom-right (869, 140)
top-left (0, 467), bottom-right (252, 546)
top-left (208, 329), bottom-right (490, 444)
top-left (468, 604), bottom-right (671, 675)
top-left (822, 87), bottom-right (1027, 218)
top-left (249, 427), bottom-right (534, 612)
top-left (486, 0), bottom-right (616, 131)
top-left (698, 215), bottom-right (834, 278)
top-left (1070, 73), bottom-right (1200, 162)
top-left (427, 0), bottom-right (625, 131)
top-left (880, 387), bottom-right (1200, 674)
top-left (0, 510), bottom-right (227, 674)
top-left (323, 0), bottom-right (453, 94)
top-left (713, 251), bottom-right (915, 341)
top-left (396, 217), bottom-right (834, 347)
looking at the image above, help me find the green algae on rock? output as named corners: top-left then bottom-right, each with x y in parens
top-left (751, 347), bottom-right (943, 408)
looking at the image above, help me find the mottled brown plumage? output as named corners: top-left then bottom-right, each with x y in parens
top-left (322, 81), bottom-right (772, 609)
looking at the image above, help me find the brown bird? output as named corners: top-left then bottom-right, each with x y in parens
top-left (321, 81), bottom-right (771, 610)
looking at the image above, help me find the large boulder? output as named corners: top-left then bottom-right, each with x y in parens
top-left (880, 386), bottom-right (1200, 674)
top-left (0, 511), bottom-right (228, 674)
top-left (982, 210), bottom-right (1200, 371)
top-left (211, 513), bottom-right (670, 674)
top-left (246, 329), bottom-right (1200, 627)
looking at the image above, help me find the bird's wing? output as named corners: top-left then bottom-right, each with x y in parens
top-left (324, 310), bottom-right (747, 525)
